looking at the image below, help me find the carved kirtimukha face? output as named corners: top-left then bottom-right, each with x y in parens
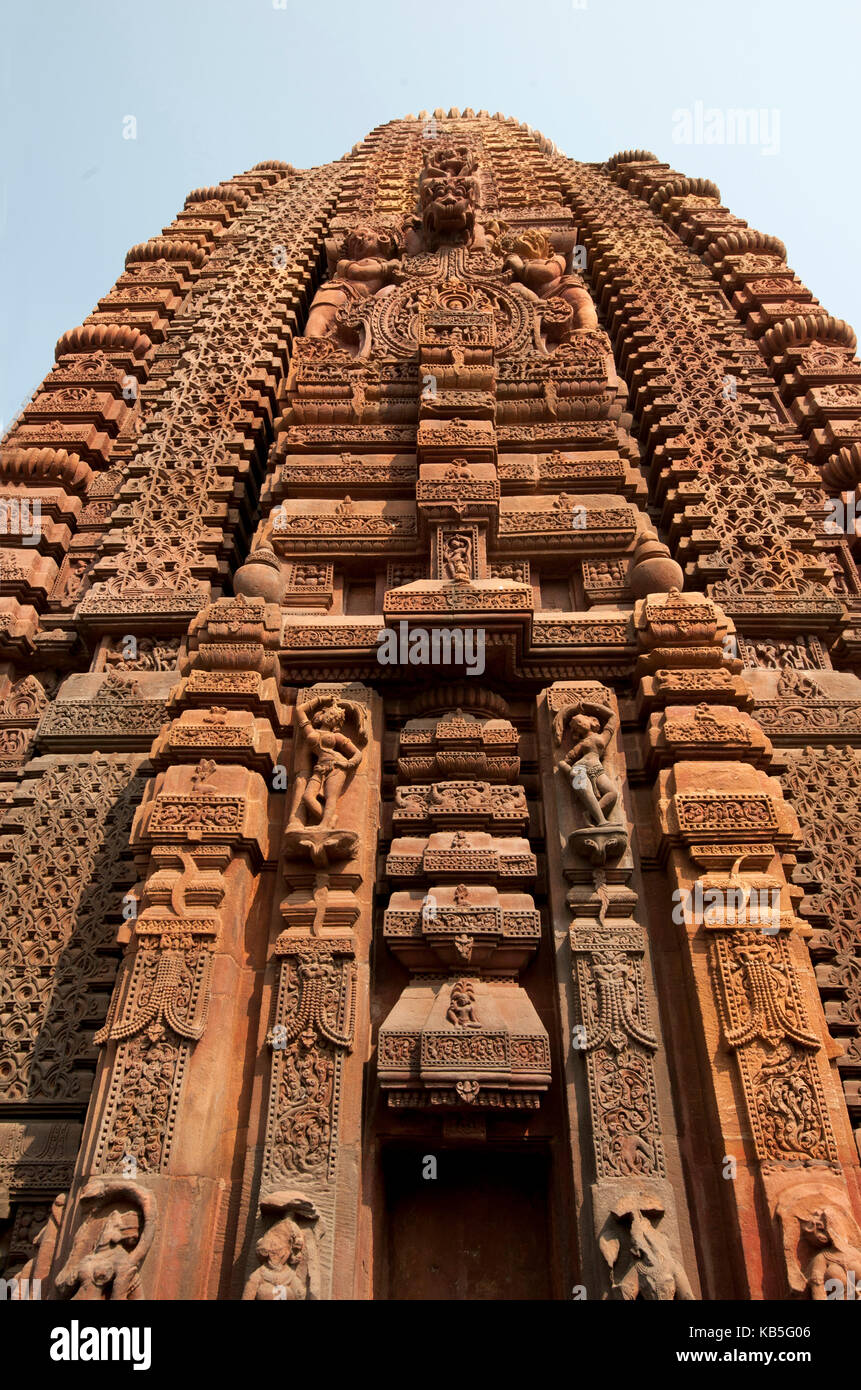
top-left (421, 175), bottom-right (476, 246)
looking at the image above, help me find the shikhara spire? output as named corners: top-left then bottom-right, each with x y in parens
top-left (1, 114), bottom-right (860, 1302)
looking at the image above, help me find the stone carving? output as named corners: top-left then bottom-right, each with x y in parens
top-left (0, 673), bottom-right (48, 721)
top-left (380, 693), bottom-right (548, 1112)
top-left (263, 937), bottom-right (356, 1187)
top-left (76, 160), bottom-right (339, 614)
top-left (709, 928), bottom-right (838, 1163)
top-left (55, 1179), bottom-right (156, 1301)
top-left (304, 226), bottom-right (402, 348)
top-left (795, 1208), bottom-right (861, 1300)
top-left (504, 228), bottom-right (597, 334)
top-left (739, 636), bottom-right (826, 672)
top-left (779, 747), bottom-right (861, 1129)
top-left (555, 698), bottom-right (628, 863)
top-left (4, 1192), bottom-right (67, 1289)
top-left (571, 920), bottom-right (665, 1180)
top-left (775, 1183), bottom-right (861, 1299)
top-left (597, 1190), bottom-right (694, 1301)
top-left (446, 978), bottom-right (481, 1027)
top-left (242, 1191), bottom-right (325, 1301)
top-left (413, 145), bottom-right (480, 251)
top-left (0, 674), bottom-right (47, 770)
top-left (567, 160), bottom-right (833, 606)
top-left (104, 636), bottom-right (181, 671)
top-left (674, 793), bottom-right (779, 837)
top-left (393, 781), bottom-right (528, 831)
top-left (284, 695), bottom-right (368, 864)
top-left (0, 759), bottom-right (141, 1102)
top-left (441, 531), bottom-right (474, 581)
top-left (0, 1122), bottom-right (79, 1200)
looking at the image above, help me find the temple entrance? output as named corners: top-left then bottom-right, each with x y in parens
top-left (382, 1146), bottom-right (553, 1300)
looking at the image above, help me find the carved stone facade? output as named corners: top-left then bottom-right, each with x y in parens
top-left (1, 112), bottom-right (860, 1301)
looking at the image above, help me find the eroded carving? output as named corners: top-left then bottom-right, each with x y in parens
top-left (597, 1189), bottom-right (694, 1301)
top-left (242, 1191), bottom-right (325, 1301)
top-left (55, 1179), bottom-right (156, 1301)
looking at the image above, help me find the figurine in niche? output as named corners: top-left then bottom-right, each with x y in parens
top-left (598, 1193), bottom-right (694, 1301)
top-left (776, 668), bottom-right (820, 699)
top-left (799, 1207), bottom-right (861, 1300)
top-left (420, 142), bottom-right (477, 182)
top-left (441, 532), bottom-right (472, 581)
top-left (284, 696), bottom-right (368, 866)
top-left (6, 1192), bottom-right (67, 1295)
top-left (555, 698), bottom-right (628, 864)
top-left (55, 1179), bottom-right (156, 1302)
top-left (53, 553), bottom-right (93, 605)
top-left (242, 1192), bottom-right (324, 1301)
top-left (557, 699), bottom-right (620, 826)
top-left (351, 377), bottom-right (367, 420)
top-left (287, 697), bottom-right (366, 833)
top-left (755, 638), bottom-right (816, 671)
top-left (446, 978), bottom-right (481, 1028)
top-left (304, 226), bottom-right (402, 342)
top-left (503, 229), bottom-right (598, 332)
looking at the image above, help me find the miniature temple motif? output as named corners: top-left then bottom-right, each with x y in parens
top-left (378, 705), bottom-right (550, 1112)
top-left (1, 111), bottom-right (860, 1302)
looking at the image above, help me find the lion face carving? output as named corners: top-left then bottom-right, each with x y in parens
top-left (420, 174), bottom-right (477, 248)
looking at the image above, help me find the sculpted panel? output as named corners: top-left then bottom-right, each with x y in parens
top-left (55, 1180), bottom-right (156, 1301)
top-left (243, 1192), bottom-right (324, 1301)
top-left (596, 1187), bottom-right (694, 1301)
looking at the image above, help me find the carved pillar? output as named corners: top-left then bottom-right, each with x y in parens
top-left (537, 680), bottom-right (698, 1299)
top-left (47, 597), bottom-right (282, 1299)
top-left (237, 681), bottom-right (381, 1301)
top-left (638, 587), bottom-right (861, 1298)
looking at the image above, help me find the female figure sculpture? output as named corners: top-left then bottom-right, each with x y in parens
top-left (555, 697), bottom-right (628, 864)
top-left (286, 697), bottom-right (366, 833)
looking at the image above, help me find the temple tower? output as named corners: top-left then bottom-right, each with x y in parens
top-left (1, 112), bottom-right (860, 1301)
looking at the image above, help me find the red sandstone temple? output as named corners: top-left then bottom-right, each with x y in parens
top-left (1, 111), bottom-right (860, 1301)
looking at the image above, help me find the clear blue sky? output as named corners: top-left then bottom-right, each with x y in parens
top-left (2, 0), bottom-right (859, 428)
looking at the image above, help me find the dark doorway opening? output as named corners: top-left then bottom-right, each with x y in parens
top-left (381, 1145), bottom-right (553, 1300)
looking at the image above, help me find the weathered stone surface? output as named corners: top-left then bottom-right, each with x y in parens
top-left (1, 114), bottom-right (860, 1304)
